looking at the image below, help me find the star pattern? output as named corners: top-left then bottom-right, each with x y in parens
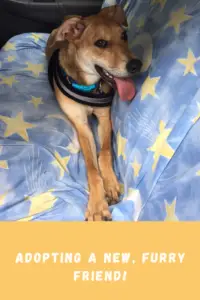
top-left (136, 16), bottom-right (145, 28)
top-left (24, 62), bottom-right (45, 77)
top-left (27, 190), bottom-right (57, 217)
top-left (6, 55), bottom-right (16, 62)
top-left (0, 147), bottom-right (7, 170)
top-left (0, 160), bottom-right (8, 169)
top-left (164, 198), bottom-right (179, 221)
top-left (28, 96), bottom-right (43, 108)
top-left (148, 120), bottom-right (174, 171)
top-left (0, 192), bottom-right (7, 206)
top-left (3, 42), bottom-right (16, 51)
top-left (166, 7), bottom-right (192, 34)
top-left (0, 112), bottom-right (36, 142)
top-left (132, 157), bottom-right (141, 178)
top-left (192, 102), bottom-right (200, 123)
top-left (151, 0), bottom-right (167, 10)
top-left (117, 131), bottom-right (127, 160)
top-left (141, 75), bottom-right (160, 100)
top-left (31, 33), bottom-right (43, 43)
top-left (177, 49), bottom-right (199, 76)
top-left (0, 75), bottom-right (18, 87)
top-left (196, 170), bottom-right (200, 176)
top-left (51, 151), bottom-right (70, 179)
top-left (18, 216), bottom-right (33, 222)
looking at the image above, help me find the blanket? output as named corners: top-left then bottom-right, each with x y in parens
top-left (0, 0), bottom-right (200, 220)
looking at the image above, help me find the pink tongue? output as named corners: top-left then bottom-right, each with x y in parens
top-left (114, 77), bottom-right (136, 101)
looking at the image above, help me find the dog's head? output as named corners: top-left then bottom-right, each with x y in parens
top-left (47, 5), bottom-right (142, 100)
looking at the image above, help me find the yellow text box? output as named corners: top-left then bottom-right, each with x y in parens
top-left (0, 223), bottom-right (198, 300)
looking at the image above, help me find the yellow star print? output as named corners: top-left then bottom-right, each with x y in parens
top-left (27, 190), bottom-right (57, 217)
top-left (192, 102), bottom-right (200, 123)
top-left (117, 131), bottom-right (127, 160)
top-left (164, 198), bottom-right (179, 221)
top-left (3, 42), bottom-right (16, 51)
top-left (31, 33), bottom-right (43, 43)
top-left (0, 192), bottom-right (7, 206)
top-left (132, 157), bottom-right (141, 178)
top-left (51, 151), bottom-right (70, 179)
top-left (124, 1), bottom-right (129, 12)
top-left (0, 75), bottom-right (18, 87)
top-left (136, 16), bottom-right (145, 28)
top-left (0, 160), bottom-right (8, 169)
top-left (177, 49), bottom-right (199, 76)
top-left (196, 170), bottom-right (200, 176)
top-left (141, 75), bottom-right (160, 100)
top-left (151, 0), bottom-right (166, 10)
top-left (0, 112), bottom-right (36, 142)
top-left (17, 216), bottom-right (33, 222)
top-left (24, 62), bottom-right (44, 77)
top-left (166, 7), bottom-right (192, 34)
top-left (6, 55), bottom-right (16, 62)
top-left (148, 120), bottom-right (174, 171)
top-left (28, 96), bottom-right (43, 108)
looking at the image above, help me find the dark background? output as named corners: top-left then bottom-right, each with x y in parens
top-left (0, 0), bottom-right (104, 48)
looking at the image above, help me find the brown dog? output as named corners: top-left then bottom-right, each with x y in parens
top-left (46, 5), bottom-right (142, 221)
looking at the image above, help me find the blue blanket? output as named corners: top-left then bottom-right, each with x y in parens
top-left (0, 0), bottom-right (200, 221)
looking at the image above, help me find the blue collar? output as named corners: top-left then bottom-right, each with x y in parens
top-left (69, 76), bottom-right (98, 92)
top-left (60, 67), bottom-right (99, 92)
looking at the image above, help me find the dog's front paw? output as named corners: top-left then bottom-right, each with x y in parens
top-left (103, 173), bottom-right (120, 205)
top-left (85, 199), bottom-right (112, 221)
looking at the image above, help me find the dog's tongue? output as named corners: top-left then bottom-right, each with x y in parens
top-left (114, 77), bottom-right (136, 101)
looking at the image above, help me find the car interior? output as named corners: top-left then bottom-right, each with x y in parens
top-left (0, 0), bottom-right (103, 48)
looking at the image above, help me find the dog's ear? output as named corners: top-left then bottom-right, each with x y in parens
top-left (46, 16), bottom-right (85, 56)
top-left (55, 16), bottom-right (85, 43)
top-left (99, 5), bottom-right (128, 27)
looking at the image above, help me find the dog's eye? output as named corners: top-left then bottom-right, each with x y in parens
top-left (121, 31), bottom-right (128, 41)
top-left (94, 39), bottom-right (108, 48)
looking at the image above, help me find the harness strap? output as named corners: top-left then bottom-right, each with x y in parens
top-left (48, 50), bottom-right (114, 107)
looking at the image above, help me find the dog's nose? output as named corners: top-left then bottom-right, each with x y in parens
top-left (126, 59), bottom-right (142, 74)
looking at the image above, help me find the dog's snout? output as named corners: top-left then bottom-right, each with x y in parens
top-left (126, 59), bottom-right (142, 74)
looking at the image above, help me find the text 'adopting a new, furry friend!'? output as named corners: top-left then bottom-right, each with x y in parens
top-left (14, 251), bottom-right (186, 282)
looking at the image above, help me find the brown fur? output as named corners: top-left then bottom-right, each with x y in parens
top-left (46, 5), bottom-right (135, 221)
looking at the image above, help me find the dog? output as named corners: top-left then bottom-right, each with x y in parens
top-left (46, 5), bottom-right (142, 221)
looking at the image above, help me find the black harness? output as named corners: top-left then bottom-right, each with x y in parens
top-left (48, 50), bottom-right (114, 107)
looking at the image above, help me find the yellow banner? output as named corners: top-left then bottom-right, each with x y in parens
top-left (0, 223), bottom-right (198, 299)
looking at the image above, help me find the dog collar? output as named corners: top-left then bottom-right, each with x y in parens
top-left (68, 76), bottom-right (98, 92)
top-left (59, 66), bottom-right (99, 92)
top-left (48, 50), bottom-right (114, 107)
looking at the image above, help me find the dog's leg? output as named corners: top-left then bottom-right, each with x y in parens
top-left (54, 84), bottom-right (111, 221)
top-left (94, 107), bottom-right (120, 205)
top-left (74, 121), bottom-right (112, 221)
